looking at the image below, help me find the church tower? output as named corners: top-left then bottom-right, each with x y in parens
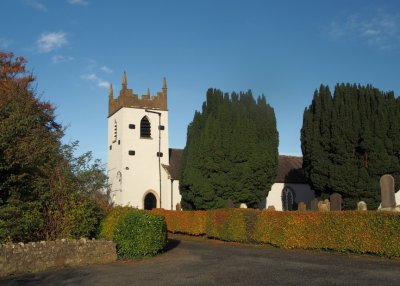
top-left (107, 72), bottom-right (171, 209)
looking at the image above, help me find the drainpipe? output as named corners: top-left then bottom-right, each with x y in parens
top-left (171, 179), bottom-right (174, 210)
top-left (145, 109), bottom-right (162, 208)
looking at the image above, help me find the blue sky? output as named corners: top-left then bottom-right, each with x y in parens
top-left (1, 0), bottom-right (399, 164)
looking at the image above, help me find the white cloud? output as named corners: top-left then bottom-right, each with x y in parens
top-left (67, 0), bottom-right (89, 5)
top-left (52, 55), bottom-right (75, 64)
top-left (100, 66), bottom-right (113, 73)
top-left (0, 38), bottom-right (13, 49)
top-left (25, 0), bottom-right (47, 12)
top-left (81, 73), bottom-right (109, 89)
top-left (37, 32), bottom-right (67, 53)
top-left (328, 11), bottom-right (400, 50)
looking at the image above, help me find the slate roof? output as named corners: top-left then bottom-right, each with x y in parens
top-left (165, 149), bottom-right (307, 184)
top-left (275, 155), bottom-right (307, 184)
top-left (164, 148), bottom-right (183, 180)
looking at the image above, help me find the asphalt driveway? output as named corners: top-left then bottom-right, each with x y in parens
top-left (2, 235), bottom-right (400, 286)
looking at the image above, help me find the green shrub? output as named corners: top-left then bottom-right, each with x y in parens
top-left (113, 211), bottom-right (167, 259)
top-left (99, 206), bottom-right (136, 240)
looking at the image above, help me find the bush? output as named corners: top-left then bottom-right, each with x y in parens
top-left (113, 211), bottom-right (167, 259)
top-left (99, 206), bottom-right (136, 240)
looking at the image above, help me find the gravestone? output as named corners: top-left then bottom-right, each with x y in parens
top-left (330, 193), bottom-right (342, 211)
top-left (311, 198), bottom-right (319, 211)
top-left (240, 203), bottom-right (247, 209)
top-left (380, 174), bottom-right (396, 208)
top-left (318, 199), bottom-right (330, 212)
top-left (267, 205), bottom-right (276, 211)
top-left (298, 202), bottom-right (307, 211)
top-left (357, 201), bottom-right (367, 211)
top-left (225, 198), bottom-right (234, 208)
top-left (175, 203), bottom-right (181, 211)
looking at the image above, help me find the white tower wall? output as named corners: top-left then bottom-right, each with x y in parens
top-left (107, 74), bottom-right (181, 209)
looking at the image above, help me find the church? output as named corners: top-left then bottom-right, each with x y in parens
top-left (107, 72), bottom-right (314, 211)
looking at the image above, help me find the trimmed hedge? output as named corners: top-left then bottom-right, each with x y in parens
top-left (99, 206), bottom-right (134, 240)
top-left (206, 209), bottom-right (258, 242)
top-left (151, 209), bottom-right (207, 235)
top-left (152, 209), bottom-right (400, 258)
top-left (113, 211), bottom-right (167, 259)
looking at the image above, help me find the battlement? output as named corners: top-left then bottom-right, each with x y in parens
top-left (108, 71), bottom-right (167, 117)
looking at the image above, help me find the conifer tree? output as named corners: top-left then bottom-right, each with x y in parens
top-left (180, 88), bottom-right (278, 210)
top-left (301, 83), bottom-right (400, 209)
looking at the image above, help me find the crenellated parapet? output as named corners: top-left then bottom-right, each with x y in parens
top-left (108, 71), bottom-right (167, 117)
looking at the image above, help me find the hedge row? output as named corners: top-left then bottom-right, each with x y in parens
top-left (152, 209), bottom-right (400, 258)
top-left (100, 207), bottom-right (167, 258)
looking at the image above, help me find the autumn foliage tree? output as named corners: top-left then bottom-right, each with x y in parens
top-left (0, 51), bottom-right (109, 242)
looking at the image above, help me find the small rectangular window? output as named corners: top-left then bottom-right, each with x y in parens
top-left (118, 140), bottom-right (120, 145)
top-left (159, 125), bottom-right (165, 130)
top-left (129, 150), bottom-right (135, 156)
top-left (109, 145), bottom-right (112, 150)
top-left (157, 152), bottom-right (163, 157)
top-left (129, 124), bottom-right (135, 129)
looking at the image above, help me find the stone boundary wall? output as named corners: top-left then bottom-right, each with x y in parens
top-left (0, 238), bottom-right (117, 277)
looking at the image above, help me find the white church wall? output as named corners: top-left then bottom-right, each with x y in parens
top-left (171, 180), bottom-right (181, 210)
top-left (160, 174), bottom-right (182, 210)
top-left (266, 183), bottom-right (314, 211)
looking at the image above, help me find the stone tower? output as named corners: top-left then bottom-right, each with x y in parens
top-left (107, 72), bottom-right (171, 209)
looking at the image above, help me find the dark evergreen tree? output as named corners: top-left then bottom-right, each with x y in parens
top-left (301, 83), bottom-right (400, 209)
top-left (180, 88), bottom-right (278, 210)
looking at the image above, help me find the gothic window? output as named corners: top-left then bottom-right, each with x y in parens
top-left (140, 116), bottom-right (151, 138)
top-left (281, 187), bottom-right (295, 211)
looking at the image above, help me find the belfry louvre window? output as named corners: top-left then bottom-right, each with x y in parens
top-left (140, 116), bottom-right (151, 138)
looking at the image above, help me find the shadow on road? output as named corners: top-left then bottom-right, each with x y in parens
top-left (163, 238), bottom-right (180, 253)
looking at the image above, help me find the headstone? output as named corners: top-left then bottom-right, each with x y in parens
top-left (267, 205), bottom-right (276, 211)
top-left (311, 198), bottom-right (319, 211)
top-left (330, 193), bottom-right (342, 211)
top-left (175, 203), bottom-right (181, 211)
top-left (357, 201), bottom-right (367, 211)
top-left (298, 202), bottom-right (306, 211)
top-left (225, 198), bottom-right (234, 208)
top-left (380, 174), bottom-right (396, 208)
top-left (318, 199), bottom-right (330, 212)
top-left (258, 198), bottom-right (267, 209)
top-left (240, 203), bottom-right (247, 209)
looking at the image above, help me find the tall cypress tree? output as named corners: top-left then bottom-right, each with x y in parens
top-left (180, 88), bottom-right (278, 210)
top-left (301, 83), bottom-right (400, 209)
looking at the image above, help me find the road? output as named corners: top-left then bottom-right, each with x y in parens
top-left (2, 235), bottom-right (400, 285)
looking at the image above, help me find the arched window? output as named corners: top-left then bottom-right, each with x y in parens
top-left (281, 187), bottom-right (295, 211)
top-left (140, 116), bottom-right (151, 138)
